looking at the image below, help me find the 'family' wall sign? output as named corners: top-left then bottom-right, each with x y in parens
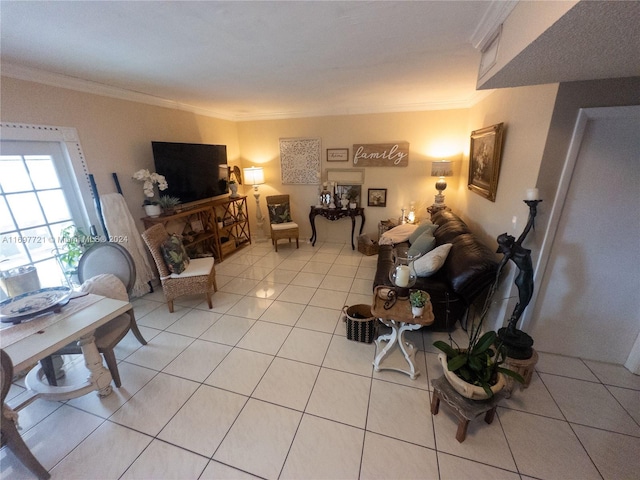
top-left (352, 142), bottom-right (409, 167)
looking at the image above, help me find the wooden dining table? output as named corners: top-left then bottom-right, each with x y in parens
top-left (1, 293), bottom-right (132, 400)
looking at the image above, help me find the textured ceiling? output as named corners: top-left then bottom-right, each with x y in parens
top-left (1, 1), bottom-right (638, 121)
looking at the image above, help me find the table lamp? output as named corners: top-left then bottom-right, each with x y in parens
top-left (243, 166), bottom-right (265, 238)
top-left (430, 160), bottom-right (453, 211)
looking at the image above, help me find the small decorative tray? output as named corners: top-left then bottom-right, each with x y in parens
top-left (0, 287), bottom-right (72, 324)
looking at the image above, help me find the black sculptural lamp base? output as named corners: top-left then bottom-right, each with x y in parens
top-left (498, 327), bottom-right (534, 359)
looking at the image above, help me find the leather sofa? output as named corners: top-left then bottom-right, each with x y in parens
top-left (373, 209), bottom-right (498, 330)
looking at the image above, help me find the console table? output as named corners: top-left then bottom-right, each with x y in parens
top-left (309, 206), bottom-right (365, 250)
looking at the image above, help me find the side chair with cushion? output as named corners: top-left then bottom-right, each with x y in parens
top-left (266, 194), bottom-right (299, 252)
top-left (2, 349), bottom-right (51, 479)
top-left (141, 223), bottom-right (217, 313)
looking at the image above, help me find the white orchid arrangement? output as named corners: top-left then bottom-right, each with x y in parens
top-left (132, 169), bottom-right (168, 204)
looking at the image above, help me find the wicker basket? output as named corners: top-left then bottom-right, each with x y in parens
top-left (358, 237), bottom-right (379, 256)
top-left (342, 304), bottom-right (377, 343)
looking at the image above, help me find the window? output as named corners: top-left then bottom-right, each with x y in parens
top-left (0, 124), bottom-right (98, 294)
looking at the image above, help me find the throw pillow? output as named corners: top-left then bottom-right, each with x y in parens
top-left (407, 231), bottom-right (436, 257)
top-left (268, 202), bottom-right (292, 224)
top-left (409, 221), bottom-right (439, 244)
top-left (380, 223), bottom-right (418, 244)
top-left (160, 234), bottom-right (190, 275)
top-left (413, 243), bottom-right (453, 277)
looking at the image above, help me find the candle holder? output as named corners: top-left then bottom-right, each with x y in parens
top-left (386, 250), bottom-right (420, 307)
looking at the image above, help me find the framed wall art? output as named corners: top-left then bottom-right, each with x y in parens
top-left (368, 188), bottom-right (387, 207)
top-left (468, 123), bottom-right (504, 202)
top-left (279, 137), bottom-right (321, 184)
top-left (327, 148), bottom-right (349, 162)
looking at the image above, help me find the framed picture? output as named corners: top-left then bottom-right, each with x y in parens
top-left (327, 148), bottom-right (349, 162)
top-left (468, 123), bottom-right (505, 202)
top-left (279, 137), bottom-right (321, 184)
top-left (368, 188), bottom-right (387, 207)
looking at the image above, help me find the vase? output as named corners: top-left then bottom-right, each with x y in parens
top-left (229, 183), bottom-right (239, 198)
top-left (389, 249), bottom-right (420, 299)
top-left (438, 353), bottom-right (506, 400)
top-left (411, 306), bottom-right (424, 317)
top-left (144, 204), bottom-right (162, 218)
top-left (350, 202), bottom-right (357, 209)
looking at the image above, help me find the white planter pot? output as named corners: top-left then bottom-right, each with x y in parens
top-left (411, 306), bottom-right (424, 317)
top-left (229, 183), bottom-right (239, 197)
top-left (438, 352), bottom-right (506, 400)
top-left (144, 204), bottom-right (162, 218)
top-left (350, 202), bottom-right (357, 209)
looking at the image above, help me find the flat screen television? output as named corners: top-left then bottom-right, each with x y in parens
top-left (152, 141), bottom-right (228, 205)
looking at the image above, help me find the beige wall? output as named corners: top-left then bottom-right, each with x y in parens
top-left (0, 77), bottom-right (240, 225)
top-left (237, 110), bottom-right (469, 242)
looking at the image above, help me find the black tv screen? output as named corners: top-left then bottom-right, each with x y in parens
top-left (152, 141), bottom-right (228, 204)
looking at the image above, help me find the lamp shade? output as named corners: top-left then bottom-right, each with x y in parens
top-left (431, 161), bottom-right (453, 177)
top-left (243, 166), bottom-right (265, 186)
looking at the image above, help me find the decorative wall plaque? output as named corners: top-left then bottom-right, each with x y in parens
top-left (279, 137), bottom-right (321, 184)
top-left (352, 142), bottom-right (409, 167)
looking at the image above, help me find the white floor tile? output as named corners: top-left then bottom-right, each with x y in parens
top-left (281, 414), bottom-right (364, 480)
top-left (291, 271), bottom-right (325, 288)
top-left (306, 368), bottom-right (371, 428)
top-left (124, 331), bottom-right (194, 371)
top-left (535, 352), bottom-right (599, 381)
top-left (607, 384), bottom-right (640, 424)
top-left (200, 460), bottom-right (261, 479)
top-left (158, 384), bottom-right (247, 457)
top-left (51, 420), bottom-right (152, 479)
top-left (573, 424), bottom-right (640, 480)
top-left (226, 295), bottom-right (273, 319)
top-left (323, 334), bottom-right (375, 377)
top-left (541, 373), bottom-right (640, 436)
top-left (501, 371), bottom-right (564, 419)
top-left (584, 359), bottom-right (640, 389)
top-left (248, 280), bottom-right (288, 300)
top-left (121, 438), bottom-right (209, 479)
top-left (19, 404), bottom-right (104, 471)
top-left (277, 284), bottom-right (317, 304)
top-left (296, 305), bottom-right (341, 334)
top-left (437, 452), bottom-right (520, 480)
top-left (204, 348), bottom-right (273, 396)
top-left (301, 261), bottom-right (331, 274)
top-left (259, 300), bottom-right (306, 326)
top-left (499, 408), bottom-right (601, 480)
top-left (219, 276), bottom-right (260, 295)
top-left (327, 264), bottom-right (358, 277)
top-left (162, 339), bottom-right (231, 382)
top-left (109, 373), bottom-right (199, 436)
top-left (319, 274), bottom-right (354, 292)
top-left (367, 379), bottom-right (434, 448)
top-left (236, 321), bottom-right (291, 355)
top-left (213, 399), bottom-right (302, 480)
top-left (136, 303), bottom-right (189, 330)
top-left (253, 357), bottom-right (319, 410)
top-left (263, 268), bottom-right (298, 284)
top-left (207, 291), bottom-right (244, 314)
top-left (165, 308), bottom-right (221, 338)
top-left (309, 288), bottom-right (348, 310)
top-left (199, 314), bottom-right (255, 346)
top-left (277, 327), bottom-right (332, 365)
top-left (361, 431), bottom-right (439, 480)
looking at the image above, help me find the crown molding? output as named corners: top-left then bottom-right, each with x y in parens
top-left (471, 0), bottom-right (518, 51)
top-left (1, 62), bottom-right (237, 121)
top-left (2, 62), bottom-right (493, 122)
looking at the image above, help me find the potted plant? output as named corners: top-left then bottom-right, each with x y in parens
top-left (409, 289), bottom-right (429, 317)
top-left (433, 318), bottom-right (524, 400)
top-left (347, 187), bottom-right (359, 209)
top-left (55, 225), bottom-right (94, 284)
top-left (158, 195), bottom-right (181, 215)
top-left (133, 169), bottom-right (168, 217)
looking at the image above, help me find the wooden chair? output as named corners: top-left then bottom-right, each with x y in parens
top-left (141, 223), bottom-right (217, 313)
top-left (1, 349), bottom-right (51, 479)
top-left (40, 274), bottom-right (139, 388)
top-left (266, 195), bottom-right (299, 252)
top-left (40, 242), bottom-right (147, 387)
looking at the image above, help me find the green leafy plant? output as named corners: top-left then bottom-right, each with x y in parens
top-left (409, 289), bottom-right (429, 308)
top-left (433, 275), bottom-right (524, 397)
top-left (347, 187), bottom-right (359, 201)
top-left (56, 225), bottom-right (94, 272)
top-left (158, 195), bottom-right (181, 210)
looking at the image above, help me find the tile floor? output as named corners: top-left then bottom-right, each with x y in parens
top-left (2, 241), bottom-right (640, 480)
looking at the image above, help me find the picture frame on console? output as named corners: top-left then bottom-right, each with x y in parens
top-left (468, 122), bottom-right (504, 202)
top-left (368, 188), bottom-right (387, 207)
